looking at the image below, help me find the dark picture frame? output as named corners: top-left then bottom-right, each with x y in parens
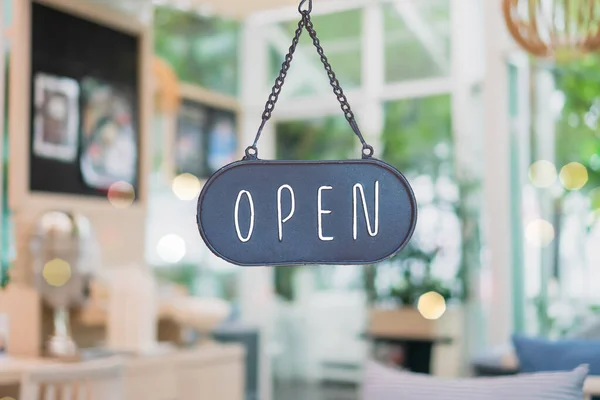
top-left (172, 85), bottom-right (239, 180)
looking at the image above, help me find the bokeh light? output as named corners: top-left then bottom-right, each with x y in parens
top-left (559, 162), bottom-right (588, 190)
top-left (156, 234), bottom-right (186, 263)
top-left (525, 219), bottom-right (555, 247)
top-left (107, 181), bottom-right (135, 208)
top-left (417, 291), bottom-right (446, 320)
top-left (42, 258), bottom-right (72, 287)
top-left (172, 173), bottom-right (201, 201)
top-left (528, 160), bottom-right (557, 188)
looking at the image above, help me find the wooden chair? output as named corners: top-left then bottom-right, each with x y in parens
top-left (19, 357), bottom-right (125, 400)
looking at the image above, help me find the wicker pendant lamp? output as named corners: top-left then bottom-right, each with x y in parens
top-left (503, 0), bottom-right (600, 59)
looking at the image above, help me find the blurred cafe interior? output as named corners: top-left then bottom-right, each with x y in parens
top-left (2, 0), bottom-right (600, 399)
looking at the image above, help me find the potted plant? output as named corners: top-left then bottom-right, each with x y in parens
top-left (367, 241), bottom-right (458, 340)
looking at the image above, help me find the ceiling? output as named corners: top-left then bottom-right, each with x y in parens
top-left (111, 0), bottom-right (317, 20)
top-left (194, 0), bottom-right (308, 19)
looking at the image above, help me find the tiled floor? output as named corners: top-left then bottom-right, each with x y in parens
top-left (273, 380), bottom-right (359, 400)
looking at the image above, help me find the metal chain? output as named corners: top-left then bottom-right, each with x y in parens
top-left (246, 18), bottom-right (305, 159)
top-left (301, 12), bottom-right (372, 156)
top-left (245, 4), bottom-right (373, 160)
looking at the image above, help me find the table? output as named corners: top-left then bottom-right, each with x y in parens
top-left (0, 357), bottom-right (56, 385)
top-left (363, 332), bottom-right (452, 374)
top-left (0, 344), bottom-right (245, 400)
top-left (0, 357), bottom-right (56, 398)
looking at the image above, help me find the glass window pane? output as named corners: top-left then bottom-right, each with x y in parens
top-left (379, 95), bottom-right (462, 300)
top-left (382, 95), bottom-right (453, 175)
top-left (383, 0), bottom-right (451, 83)
top-left (268, 9), bottom-right (362, 98)
top-left (513, 56), bottom-right (600, 337)
top-left (154, 7), bottom-right (239, 96)
top-left (276, 115), bottom-right (357, 160)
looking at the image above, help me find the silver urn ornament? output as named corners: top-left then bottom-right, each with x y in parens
top-left (29, 211), bottom-right (100, 359)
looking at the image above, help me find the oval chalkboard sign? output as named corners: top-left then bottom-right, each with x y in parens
top-left (196, 159), bottom-right (417, 266)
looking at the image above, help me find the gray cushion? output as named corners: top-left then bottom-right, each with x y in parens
top-left (362, 361), bottom-right (588, 400)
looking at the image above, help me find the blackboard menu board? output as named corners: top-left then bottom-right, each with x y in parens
top-left (29, 1), bottom-right (140, 199)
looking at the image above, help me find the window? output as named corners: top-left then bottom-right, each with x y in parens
top-left (269, 9), bottom-right (362, 99)
top-left (383, 0), bottom-right (450, 83)
top-left (154, 7), bottom-right (239, 96)
top-left (512, 56), bottom-right (600, 337)
top-left (276, 115), bottom-right (356, 161)
top-left (244, 0), bottom-right (484, 383)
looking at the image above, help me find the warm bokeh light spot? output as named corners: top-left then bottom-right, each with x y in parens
top-left (560, 162), bottom-right (588, 190)
top-left (107, 181), bottom-right (135, 208)
top-left (42, 258), bottom-right (72, 287)
top-left (172, 173), bottom-right (201, 201)
top-left (528, 160), bottom-right (557, 188)
top-left (525, 219), bottom-right (555, 247)
top-left (156, 234), bottom-right (186, 263)
top-left (417, 291), bottom-right (446, 320)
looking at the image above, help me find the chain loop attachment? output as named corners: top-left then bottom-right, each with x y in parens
top-left (298, 0), bottom-right (312, 13)
top-left (244, 145), bottom-right (258, 160)
top-left (362, 144), bottom-right (374, 159)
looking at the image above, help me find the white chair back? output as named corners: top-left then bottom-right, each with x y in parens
top-left (19, 357), bottom-right (125, 400)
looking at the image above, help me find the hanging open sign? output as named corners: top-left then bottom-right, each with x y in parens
top-left (196, 0), bottom-right (417, 266)
top-left (197, 159), bottom-right (416, 266)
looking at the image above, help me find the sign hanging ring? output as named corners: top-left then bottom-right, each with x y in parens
top-left (298, 0), bottom-right (312, 13)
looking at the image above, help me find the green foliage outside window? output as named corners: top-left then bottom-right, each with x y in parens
top-left (530, 56), bottom-right (600, 337)
top-left (382, 95), bottom-right (453, 175)
top-left (554, 57), bottom-right (600, 193)
top-left (154, 6), bottom-right (239, 96)
top-left (378, 95), bottom-right (469, 305)
top-left (276, 116), bottom-right (356, 161)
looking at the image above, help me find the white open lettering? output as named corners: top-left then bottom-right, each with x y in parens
top-left (353, 181), bottom-right (379, 240)
top-left (234, 190), bottom-right (255, 243)
top-left (277, 184), bottom-right (295, 241)
top-left (318, 186), bottom-right (334, 241)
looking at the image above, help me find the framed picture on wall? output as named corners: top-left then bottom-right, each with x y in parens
top-left (171, 84), bottom-right (239, 180)
top-left (206, 109), bottom-right (237, 173)
top-left (174, 100), bottom-right (210, 178)
top-left (79, 77), bottom-right (138, 190)
top-left (32, 73), bottom-right (80, 162)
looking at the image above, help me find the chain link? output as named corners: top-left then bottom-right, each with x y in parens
top-left (246, 6), bottom-right (373, 160)
top-left (263, 20), bottom-right (303, 123)
top-left (302, 13), bottom-right (363, 138)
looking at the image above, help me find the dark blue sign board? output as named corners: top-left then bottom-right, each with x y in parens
top-left (197, 159), bottom-right (417, 266)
